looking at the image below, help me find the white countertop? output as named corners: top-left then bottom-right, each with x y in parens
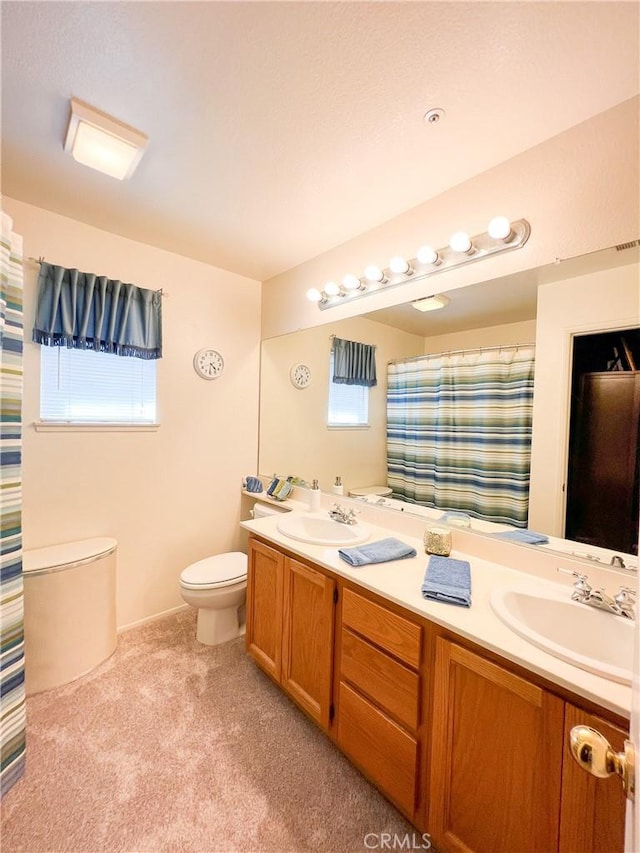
top-left (241, 510), bottom-right (632, 720)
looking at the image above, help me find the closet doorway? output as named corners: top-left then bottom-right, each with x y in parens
top-left (565, 328), bottom-right (640, 556)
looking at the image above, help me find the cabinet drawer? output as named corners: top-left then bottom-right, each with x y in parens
top-left (342, 588), bottom-right (421, 669)
top-left (340, 628), bottom-right (419, 732)
top-left (337, 681), bottom-right (418, 817)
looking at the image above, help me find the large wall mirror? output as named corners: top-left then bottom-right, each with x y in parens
top-left (259, 244), bottom-right (640, 572)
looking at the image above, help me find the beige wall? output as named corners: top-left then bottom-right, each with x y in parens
top-left (529, 262), bottom-right (640, 536)
top-left (259, 316), bottom-right (423, 494)
top-left (262, 96), bottom-right (639, 339)
top-left (422, 320), bottom-right (537, 355)
top-left (7, 197), bottom-right (262, 629)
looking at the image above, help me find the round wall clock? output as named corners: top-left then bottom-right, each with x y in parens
top-left (193, 348), bottom-right (224, 380)
top-left (290, 362), bottom-right (312, 389)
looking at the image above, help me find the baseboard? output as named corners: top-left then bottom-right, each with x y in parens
top-left (117, 604), bottom-right (189, 634)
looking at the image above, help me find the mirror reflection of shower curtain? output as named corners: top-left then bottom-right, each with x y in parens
top-left (387, 346), bottom-right (535, 527)
top-left (0, 211), bottom-right (25, 797)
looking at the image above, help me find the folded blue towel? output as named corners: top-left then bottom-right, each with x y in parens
top-left (421, 555), bottom-right (472, 607)
top-left (494, 529), bottom-right (549, 545)
top-left (338, 537), bottom-right (417, 567)
top-left (244, 476), bottom-right (264, 494)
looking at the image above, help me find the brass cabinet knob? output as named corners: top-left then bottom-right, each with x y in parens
top-left (569, 725), bottom-right (635, 801)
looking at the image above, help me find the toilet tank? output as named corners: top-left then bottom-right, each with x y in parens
top-left (22, 538), bottom-right (117, 695)
top-left (252, 502), bottom-right (290, 518)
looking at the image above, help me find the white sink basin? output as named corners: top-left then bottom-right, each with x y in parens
top-left (490, 582), bottom-right (634, 685)
top-left (276, 513), bottom-right (371, 546)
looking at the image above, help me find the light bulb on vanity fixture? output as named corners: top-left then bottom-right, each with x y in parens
top-left (306, 287), bottom-right (325, 303)
top-left (307, 217), bottom-right (531, 309)
top-left (390, 256), bottom-right (413, 275)
top-left (416, 245), bottom-right (440, 266)
top-left (364, 265), bottom-right (387, 284)
top-left (342, 274), bottom-right (364, 292)
top-left (323, 281), bottom-right (341, 297)
top-left (449, 231), bottom-right (473, 254)
top-left (488, 215), bottom-right (514, 241)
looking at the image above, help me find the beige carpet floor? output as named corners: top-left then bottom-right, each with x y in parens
top-left (1, 609), bottom-right (413, 853)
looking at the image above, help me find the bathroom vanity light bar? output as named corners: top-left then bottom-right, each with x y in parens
top-left (307, 217), bottom-right (531, 310)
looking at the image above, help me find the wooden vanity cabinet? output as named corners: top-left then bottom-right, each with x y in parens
top-left (246, 538), bottom-right (284, 680)
top-left (428, 638), bottom-right (565, 853)
top-left (246, 538), bottom-right (335, 730)
top-left (281, 556), bottom-right (335, 729)
top-left (246, 537), bottom-right (629, 852)
top-left (559, 705), bottom-right (627, 853)
top-left (427, 638), bottom-right (628, 853)
top-left (336, 588), bottom-right (423, 819)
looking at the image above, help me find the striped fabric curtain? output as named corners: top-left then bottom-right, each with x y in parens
top-left (0, 212), bottom-right (25, 796)
top-left (387, 347), bottom-right (535, 527)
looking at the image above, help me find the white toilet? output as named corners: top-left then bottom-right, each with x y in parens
top-left (179, 551), bottom-right (248, 646)
top-left (179, 502), bottom-right (283, 646)
top-left (348, 485), bottom-right (393, 499)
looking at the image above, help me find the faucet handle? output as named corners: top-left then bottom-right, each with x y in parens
top-left (614, 586), bottom-right (637, 605)
top-left (557, 568), bottom-right (592, 595)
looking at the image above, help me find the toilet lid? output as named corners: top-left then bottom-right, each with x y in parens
top-left (348, 485), bottom-right (393, 497)
top-left (180, 551), bottom-right (247, 586)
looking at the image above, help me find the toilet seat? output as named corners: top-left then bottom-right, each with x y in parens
top-left (348, 485), bottom-right (392, 498)
top-left (180, 551), bottom-right (247, 590)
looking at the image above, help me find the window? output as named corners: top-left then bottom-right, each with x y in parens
top-left (40, 346), bottom-right (157, 425)
top-left (327, 351), bottom-right (369, 427)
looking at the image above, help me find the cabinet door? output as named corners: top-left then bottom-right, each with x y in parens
top-left (559, 704), bottom-right (627, 853)
top-left (246, 539), bottom-right (284, 680)
top-left (281, 558), bottom-right (335, 729)
top-left (428, 639), bottom-right (564, 853)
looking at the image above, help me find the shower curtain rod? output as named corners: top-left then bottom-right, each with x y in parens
top-left (26, 257), bottom-right (168, 296)
top-left (388, 341), bottom-right (535, 366)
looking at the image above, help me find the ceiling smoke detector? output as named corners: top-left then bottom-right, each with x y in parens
top-left (423, 108), bottom-right (446, 125)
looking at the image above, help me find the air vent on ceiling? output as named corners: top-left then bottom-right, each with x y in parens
top-left (615, 239), bottom-right (640, 251)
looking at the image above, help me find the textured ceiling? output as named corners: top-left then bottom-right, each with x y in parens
top-left (1, 2), bottom-right (638, 280)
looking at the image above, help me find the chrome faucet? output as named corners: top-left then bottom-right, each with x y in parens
top-left (557, 569), bottom-right (636, 619)
top-left (328, 503), bottom-right (358, 525)
top-left (614, 587), bottom-right (637, 619)
top-left (557, 569), bottom-right (593, 603)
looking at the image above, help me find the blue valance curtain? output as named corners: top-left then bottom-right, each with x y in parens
top-left (332, 337), bottom-right (377, 387)
top-left (387, 346), bottom-right (535, 527)
top-left (32, 263), bottom-right (162, 359)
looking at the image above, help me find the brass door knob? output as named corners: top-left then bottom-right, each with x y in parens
top-left (570, 725), bottom-right (635, 801)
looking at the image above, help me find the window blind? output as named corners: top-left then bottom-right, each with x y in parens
top-left (328, 351), bottom-right (369, 426)
top-left (40, 346), bottom-right (157, 424)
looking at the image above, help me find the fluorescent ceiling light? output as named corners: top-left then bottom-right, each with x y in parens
top-left (64, 98), bottom-right (148, 180)
top-left (411, 294), bottom-right (450, 312)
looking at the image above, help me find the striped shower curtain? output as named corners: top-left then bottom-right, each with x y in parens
top-left (0, 211), bottom-right (25, 796)
top-left (387, 347), bottom-right (535, 527)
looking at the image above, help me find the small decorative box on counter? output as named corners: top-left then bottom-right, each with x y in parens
top-left (424, 526), bottom-right (452, 556)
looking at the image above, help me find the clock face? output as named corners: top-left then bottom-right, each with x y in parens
top-left (290, 362), bottom-right (311, 389)
top-left (193, 348), bottom-right (224, 380)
